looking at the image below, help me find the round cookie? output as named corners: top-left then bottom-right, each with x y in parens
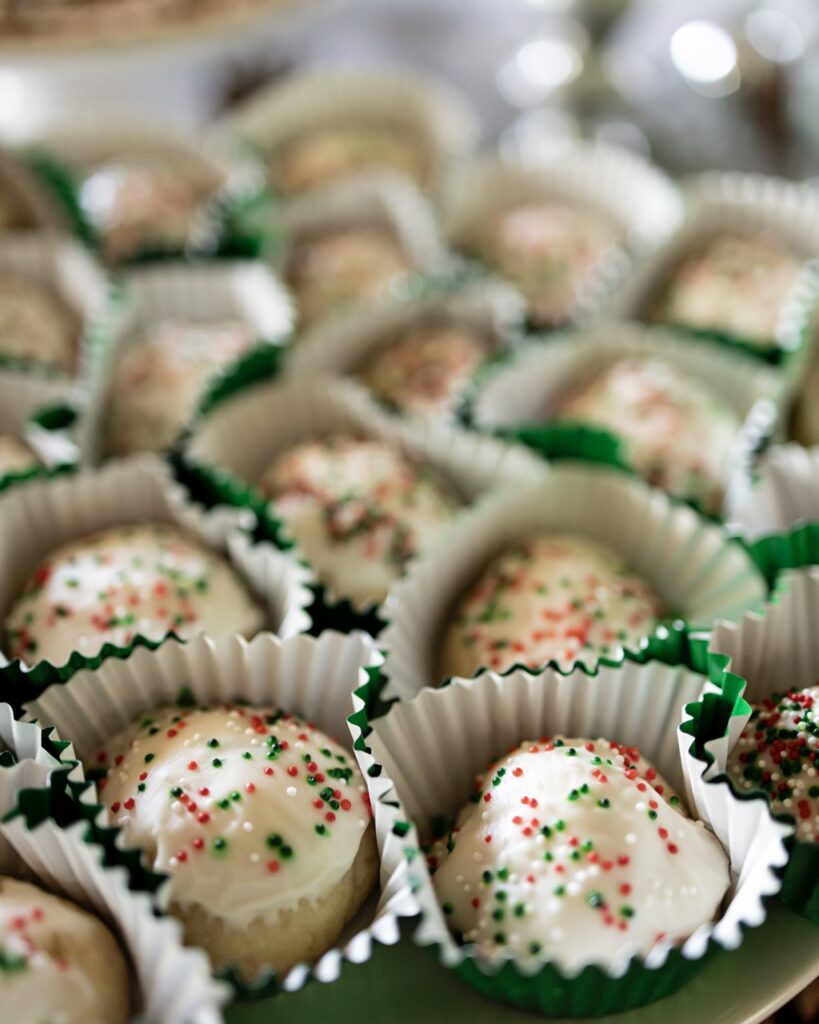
top-left (557, 356), bottom-right (740, 513)
top-left (287, 226), bottom-right (412, 327)
top-left (726, 685), bottom-right (818, 843)
top-left (358, 321), bottom-right (489, 419)
top-left (441, 533), bottom-right (663, 678)
top-left (0, 435), bottom-right (39, 478)
top-left (3, 523), bottom-right (264, 665)
top-left (0, 875), bottom-right (130, 1024)
top-left (260, 435), bottom-right (460, 607)
top-left (107, 319), bottom-right (256, 457)
top-left (95, 704), bottom-right (378, 979)
top-left (472, 202), bottom-right (620, 328)
top-left (0, 275), bottom-right (75, 373)
top-left (429, 736), bottom-right (729, 969)
top-left (274, 122), bottom-right (427, 196)
top-left (651, 233), bottom-right (802, 350)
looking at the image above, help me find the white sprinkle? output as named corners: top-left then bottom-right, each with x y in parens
top-left (286, 786), bottom-right (297, 797)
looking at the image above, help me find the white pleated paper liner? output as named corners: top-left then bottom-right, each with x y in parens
top-left (0, 702), bottom-right (68, 778)
top-left (726, 443), bottom-right (819, 541)
top-left (25, 112), bottom-right (272, 264)
top-left (0, 147), bottom-right (68, 230)
top-left (605, 171), bottom-right (819, 371)
top-left (363, 662), bottom-right (790, 1015)
top-left (0, 455), bottom-right (314, 701)
top-left (0, 757), bottom-right (228, 1023)
top-left (181, 376), bottom-right (547, 622)
top-left (283, 275), bottom-right (526, 420)
top-left (214, 65), bottom-right (480, 206)
top-left (380, 462), bottom-right (769, 703)
top-left (22, 629), bottom-right (418, 999)
top-left (682, 567), bottom-right (819, 923)
top-left (69, 259), bottom-right (293, 467)
top-left (440, 145), bottom-right (684, 327)
top-left (470, 319), bottom-right (782, 517)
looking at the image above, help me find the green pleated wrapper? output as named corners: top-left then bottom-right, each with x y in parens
top-left (352, 649), bottom-right (756, 1017)
top-left (0, 403), bottom-right (80, 497)
top-left (744, 522), bottom-right (819, 589)
top-left (680, 672), bottom-right (819, 924)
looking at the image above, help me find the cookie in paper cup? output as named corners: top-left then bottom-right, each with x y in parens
top-left (215, 66), bottom-right (479, 204)
top-left (275, 175), bottom-right (451, 331)
top-left (0, 751), bottom-right (227, 1023)
top-left (471, 320), bottom-right (781, 517)
top-left (381, 462), bottom-right (768, 702)
top-left (0, 147), bottom-right (67, 231)
top-left (440, 145), bottom-right (683, 330)
top-left (606, 171), bottom-right (819, 370)
top-left (71, 260), bottom-right (292, 465)
top-left (284, 276), bottom-right (525, 423)
top-left (0, 455), bottom-right (313, 700)
top-left (681, 568), bottom-right (819, 921)
top-left (26, 114), bottom-right (272, 266)
top-left (727, 444), bottom-right (819, 542)
top-left (363, 660), bottom-right (789, 1015)
top-left (23, 629), bottom-right (415, 997)
top-left (180, 377), bottom-right (545, 629)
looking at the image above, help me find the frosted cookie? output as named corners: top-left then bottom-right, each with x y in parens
top-left (260, 435), bottom-right (460, 607)
top-left (441, 533), bottom-right (663, 677)
top-left (429, 736), bottom-right (729, 969)
top-left (0, 876), bottom-right (130, 1024)
top-left (471, 203), bottom-right (620, 328)
top-left (106, 319), bottom-right (257, 457)
top-left (726, 686), bottom-right (818, 843)
top-left (651, 234), bottom-right (802, 350)
top-left (358, 321), bottom-right (489, 419)
top-left (274, 122), bottom-right (427, 196)
top-left (95, 704), bottom-right (377, 979)
top-left (80, 154), bottom-right (218, 264)
top-left (557, 357), bottom-right (740, 513)
top-left (287, 226), bottom-right (413, 327)
top-left (0, 435), bottom-right (40, 477)
top-left (0, 276), bottom-right (75, 373)
top-left (3, 523), bottom-right (264, 665)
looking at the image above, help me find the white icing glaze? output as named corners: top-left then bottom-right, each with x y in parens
top-left (0, 434), bottom-right (39, 477)
top-left (441, 533), bottom-right (663, 677)
top-left (473, 202), bottom-right (620, 327)
top-left (97, 705), bottom-right (373, 925)
top-left (557, 357), bottom-right (739, 513)
top-left (430, 737), bottom-right (729, 970)
top-left (653, 233), bottom-right (802, 349)
top-left (0, 275), bottom-right (75, 372)
top-left (107, 318), bottom-right (256, 457)
top-left (3, 523), bottom-right (264, 665)
top-left (260, 435), bottom-right (460, 607)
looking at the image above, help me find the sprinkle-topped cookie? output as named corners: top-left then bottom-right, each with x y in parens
top-left (651, 233), bottom-right (802, 350)
top-left (3, 523), bottom-right (264, 665)
top-left (441, 533), bottom-right (663, 678)
top-left (96, 704), bottom-right (374, 929)
top-left (0, 876), bottom-right (130, 1024)
top-left (0, 275), bottom-right (75, 373)
top-left (0, 434), bottom-right (39, 478)
top-left (358, 321), bottom-right (489, 419)
top-left (107, 318), bottom-right (257, 457)
top-left (274, 122), bottom-right (427, 196)
top-left (557, 357), bottom-right (740, 513)
top-left (726, 686), bottom-right (819, 842)
top-left (429, 737), bottom-right (729, 970)
top-left (472, 203), bottom-right (620, 328)
top-left (287, 226), bottom-right (413, 327)
top-left (261, 435), bottom-right (460, 607)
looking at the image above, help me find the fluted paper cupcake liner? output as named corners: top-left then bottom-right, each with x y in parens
top-left (283, 276), bottom-right (526, 422)
top-left (214, 66), bottom-right (480, 207)
top-left (0, 147), bottom-right (69, 230)
top-left (471, 320), bottom-right (782, 518)
top-left (440, 145), bottom-right (684, 329)
top-left (0, 455), bottom-right (313, 702)
top-left (606, 171), bottom-right (819, 370)
top-left (23, 629), bottom-right (417, 998)
top-left (0, 702), bottom-right (72, 779)
top-left (26, 114), bottom-right (277, 265)
top-left (681, 567), bottom-right (819, 922)
top-left (362, 661), bottom-right (789, 1015)
top-left (0, 759), bottom-right (228, 1023)
top-left (180, 377), bottom-right (546, 627)
top-left (381, 462), bottom-right (768, 702)
top-left (727, 443), bottom-right (819, 541)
